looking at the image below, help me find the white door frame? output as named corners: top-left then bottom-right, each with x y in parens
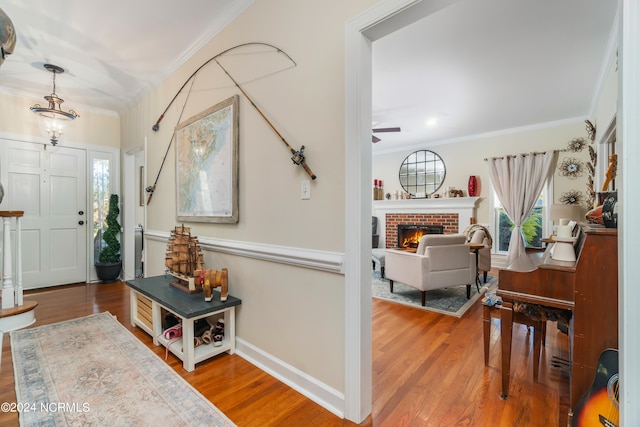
top-left (344, 0), bottom-right (459, 421)
top-left (619, 0), bottom-right (640, 424)
top-left (122, 144), bottom-right (146, 282)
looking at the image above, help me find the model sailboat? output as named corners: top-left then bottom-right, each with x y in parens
top-left (165, 225), bottom-right (204, 293)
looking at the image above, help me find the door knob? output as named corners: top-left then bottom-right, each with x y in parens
top-left (78, 220), bottom-right (85, 225)
top-left (78, 210), bottom-right (84, 215)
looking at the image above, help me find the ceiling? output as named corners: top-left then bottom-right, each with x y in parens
top-left (0, 0), bottom-right (246, 114)
top-left (0, 1), bottom-right (618, 150)
top-left (372, 0), bottom-right (618, 151)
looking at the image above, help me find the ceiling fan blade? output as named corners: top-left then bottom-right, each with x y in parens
top-left (372, 135), bottom-right (381, 143)
top-left (372, 127), bottom-right (401, 133)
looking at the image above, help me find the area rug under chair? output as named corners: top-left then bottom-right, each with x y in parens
top-left (371, 271), bottom-right (497, 317)
top-left (11, 312), bottom-right (235, 427)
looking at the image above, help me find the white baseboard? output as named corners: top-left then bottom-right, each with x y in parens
top-left (145, 229), bottom-right (347, 416)
top-left (235, 338), bottom-right (345, 419)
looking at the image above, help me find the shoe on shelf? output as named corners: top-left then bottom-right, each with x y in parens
top-left (201, 328), bottom-right (213, 345)
top-left (163, 323), bottom-right (182, 340)
top-left (213, 318), bottom-right (224, 347)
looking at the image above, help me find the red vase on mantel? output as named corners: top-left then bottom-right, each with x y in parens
top-left (468, 175), bottom-right (477, 197)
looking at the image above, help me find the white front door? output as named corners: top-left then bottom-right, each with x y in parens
top-left (2, 141), bottom-right (87, 289)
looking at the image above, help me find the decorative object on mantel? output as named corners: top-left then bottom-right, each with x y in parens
top-left (559, 190), bottom-right (584, 206)
top-left (558, 157), bottom-right (585, 178)
top-left (373, 179), bottom-right (385, 200)
top-left (449, 189), bottom-right (464, 198)
top-left (566, 137), bottom-right (587, 152)
top-left (468, 175), bottom-right (478, 197)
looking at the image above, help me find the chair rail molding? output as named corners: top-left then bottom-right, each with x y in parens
top-left (145, 230), bottom-right (345, 274)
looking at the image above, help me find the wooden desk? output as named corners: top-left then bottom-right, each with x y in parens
top-left (126, 275), bottom-right (242, 372)
top-left (496, 225), bottom-right (618, 420)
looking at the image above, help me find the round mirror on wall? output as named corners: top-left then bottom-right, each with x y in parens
top-left (398, 150), bottom-right (446, 197)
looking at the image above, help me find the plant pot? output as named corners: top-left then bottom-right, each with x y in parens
top-left (95, 261), bottom-right (122, 283)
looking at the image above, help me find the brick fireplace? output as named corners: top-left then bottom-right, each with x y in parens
top-left (396, 223), bottom-right (444, 249)
top-left (372, 197), bottom-right (480, 248)
top-left (389, 217), bottom-right (451, 248)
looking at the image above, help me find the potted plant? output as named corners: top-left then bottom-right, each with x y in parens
top-left (95, 194), bottom-right (122, 283)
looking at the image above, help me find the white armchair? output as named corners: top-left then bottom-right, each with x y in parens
top-left (385, 234), bottom-right (477, 306)
top-left (463, 224), bottom-right (493, 283)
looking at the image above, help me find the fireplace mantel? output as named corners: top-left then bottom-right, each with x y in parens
top-left (373, 197), bottom-right (481, 248)
top-left (373, 197), bottom-right (480, 212)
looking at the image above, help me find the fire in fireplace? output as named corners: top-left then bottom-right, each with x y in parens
top-left (397, 224), bottom-right (444, 248)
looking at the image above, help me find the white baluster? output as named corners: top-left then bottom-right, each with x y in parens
top-left (15, 216), bottom-right (23, 306)
top-left (1, 215), bottom-right (14, 309)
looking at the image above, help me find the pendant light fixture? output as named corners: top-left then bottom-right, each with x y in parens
top-left (30, 64), bottom-right (79, 146)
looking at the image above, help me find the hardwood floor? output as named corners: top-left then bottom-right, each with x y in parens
top-left (0, 278), bottom-right (569, 426)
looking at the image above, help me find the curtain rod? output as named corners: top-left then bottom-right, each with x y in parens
top-left (483, 148), bottom-right (567, 161)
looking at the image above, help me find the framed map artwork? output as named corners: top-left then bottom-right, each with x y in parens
top-left (175, 95), bottom-right (239, 223)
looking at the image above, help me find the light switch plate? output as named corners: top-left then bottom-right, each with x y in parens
top-left (301, 180), bottom-right (311, 199)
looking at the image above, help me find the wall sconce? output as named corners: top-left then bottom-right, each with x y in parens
top-left (30, 64), bottom-right (79, 146)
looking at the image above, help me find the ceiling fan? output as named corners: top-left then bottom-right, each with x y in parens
top-left (372, 127), bottom-right (401, 143)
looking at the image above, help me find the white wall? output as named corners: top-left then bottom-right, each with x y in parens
top-left (0, 92), bottom-right (120, 148)
top-left (374, 119), bottom-right (589, 224)
top-left (120, 0), bottom-right (379, 416)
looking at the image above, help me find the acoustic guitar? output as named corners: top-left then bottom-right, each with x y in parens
top-left (572, 349), bottom-right (619, 427)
